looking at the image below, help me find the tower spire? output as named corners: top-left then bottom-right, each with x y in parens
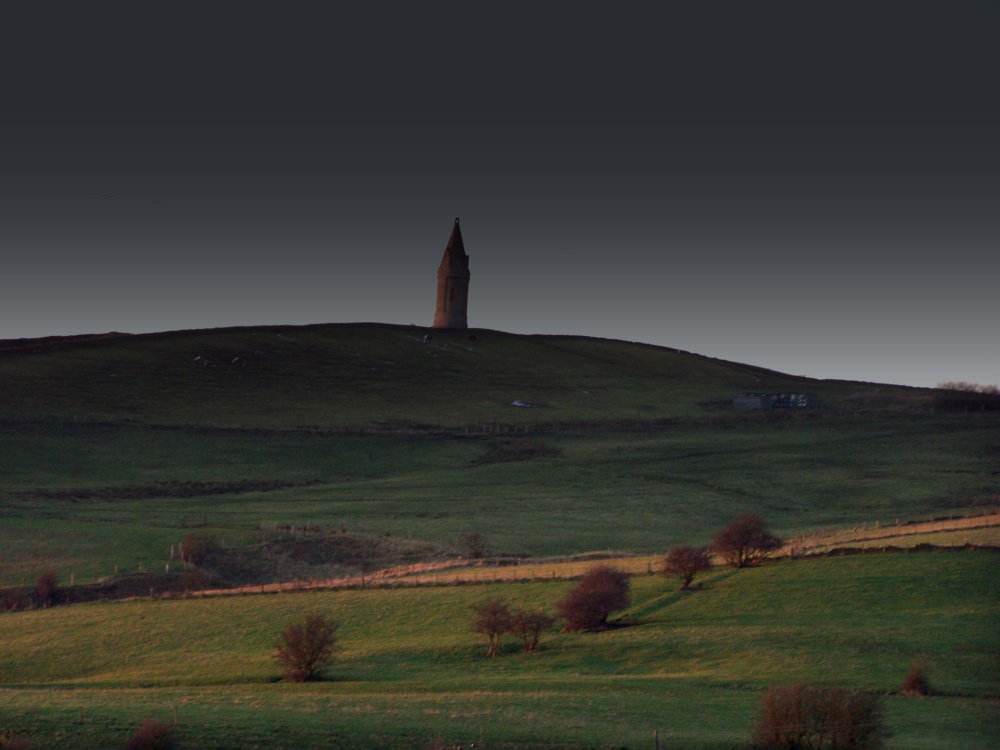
top-left (432, 218), bottom-right (471, 329)
top-left (445, 217), bottom-right (465, 255)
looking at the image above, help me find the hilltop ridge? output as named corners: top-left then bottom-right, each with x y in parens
top-left (0, 322), bottom-right (975, 430)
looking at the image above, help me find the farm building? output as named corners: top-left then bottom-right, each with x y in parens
top-left (733, 393), bottom-right (818, 410)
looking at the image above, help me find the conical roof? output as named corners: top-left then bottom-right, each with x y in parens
top-left (445, 217), bottom-right (466, 256)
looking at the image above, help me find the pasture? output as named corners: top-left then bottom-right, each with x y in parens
top-left (1, 412), bottom-right (997, 587)
top-left (2, 324), bottom-right (998, 747)
top-left (1, 552), bottom-right (998, 748)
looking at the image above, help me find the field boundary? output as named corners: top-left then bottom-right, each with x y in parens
top-left (5, 513), bottom-right (996, 610)
top-left (164, 512), bottom-right (1000, 600)
top-left (790, 510), bottom-right (1000, 555)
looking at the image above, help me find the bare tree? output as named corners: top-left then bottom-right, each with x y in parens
top-left (712, 514), bottom-right (782, 568)
top-left (510, 609), bottom-right (556, 652)
top-left (557, 565), bottom-right (630, 631)
top-left (936, 381), bottom-right (1000, 395)
top-left (470, 599), bottom-right (512, 657)
top-left (461, 532), bottom-right (489, 559)
top-left (751, 684), bottom-right (885, 749)
top-left (274, 614), bottom-right (339, 682)
top-left (662, 544), bottom-right (712, 589)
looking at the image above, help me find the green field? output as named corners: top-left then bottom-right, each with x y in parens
top-left (1, 552), bottom-right (997, 748)
top-left (1, 413), bottom-right (997, 587)
top-left (2, 325), bottom-right (998, 748)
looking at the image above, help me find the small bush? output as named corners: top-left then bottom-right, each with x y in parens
top-left (274, 613), bottom-right (339, 682)
top-left (0, 587), bottom-right (30, 612)
top-left (179, 534), bottom-right (218, 566)
top-left (509, 609), bottom-right (556, 652)
top-left (557, 565), bottom-right (630, 631)
top-left (34, 571), bottom-right (59, 608)
top-left (470, 599), bottom-right (512, 657)
top-left (751, 684), bottom-right (885, 750)
top-left (661, 544), bottom-right (712, 589)
top-left (461, 532), bottom-right (489, 559)
top-left (900, 660), bottom-right (932, 696)
top-left (713, 514), bottom-right (783, 568)
top-left (181, 566), bottom-right (207, 593)
top-left (125, 718), bottom-right (176, 750)
top-left (936, 381), bottom-right (999, 395)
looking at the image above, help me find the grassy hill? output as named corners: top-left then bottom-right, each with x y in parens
top-left (1, 324), bottom-right (998, 587)
top-left (0, 323), bottom-right (959, 429)
top-left (2, 324), bottom-right (999, 748)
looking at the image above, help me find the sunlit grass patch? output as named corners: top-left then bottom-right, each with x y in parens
top-left (1, 552), bottom-right (996, 747)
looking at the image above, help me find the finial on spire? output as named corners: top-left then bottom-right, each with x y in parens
top-left (455, 217), bottom-right (460, 225)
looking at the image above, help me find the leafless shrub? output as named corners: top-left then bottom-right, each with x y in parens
top-left (0, 587), bottom-right (30, 612)
top-left (470, 599), bottom-right (512, 657)
top-left (936, 381), bottom-right (1000, 395)
top-left (751, 684), bottom-right (885, 750)
top-left (461, 532), bottom-right (489, 559)
top-left (124, 718), bottom-right (176, 750)
top-left (179, 534), bottom-right (218, 566)
top-left (662, 544), bottom-right (712, 589)
top-left (181, 566), bottom-right (207, 593)
top-left (557, 565), bottom-right (630, 631)
top-left (274, 614), bottom-right (339, 682)
top-left (934, 382), bottom-right (1000, 414)
top-left (510, 609), bottom-right (556, 652)
top-left (900, 660), bottom-right (932, 696)
top-left (713, 514), bottom-right (783, 568)
top-left (34, 571), bottom-right (59, 608)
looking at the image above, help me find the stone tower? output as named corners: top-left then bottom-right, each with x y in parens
top-left (432, 218), bottom-right (471, 329)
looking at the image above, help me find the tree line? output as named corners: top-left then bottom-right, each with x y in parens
top-left (466, 513), bottom-right (784, 657)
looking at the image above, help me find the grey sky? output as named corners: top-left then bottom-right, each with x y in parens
top-left (2, 8), bottom-right (997, 388)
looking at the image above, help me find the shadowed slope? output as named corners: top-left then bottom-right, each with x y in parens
top-left (0, 323), bottom-right (933, 429)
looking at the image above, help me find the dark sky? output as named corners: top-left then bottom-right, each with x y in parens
top-left (2, 7), bottom-right (997, 388)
